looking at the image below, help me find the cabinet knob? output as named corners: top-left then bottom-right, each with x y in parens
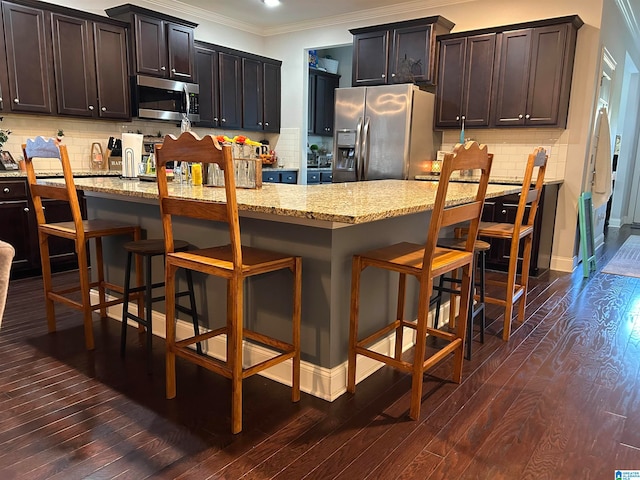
top-left (171, 68), bottom-right (176, 73)
top-left (391, 73), bottom-right (396, 77)
top-left (518, 114), bottom-right (523, 119)
top-left (258, 121), bottom-right (263, 126)
top-left (221, 118), bottom-right (226, 123)
top-left (265, 122), bottom-right (269, 126)
top-left (0, 97), bottom-right (3, 102)
top-left (23, 207), bottom-right (29, 213)
top-left (14, 98), bottom-right (19, 103)
top-left (461, 115), bottom-right (466, 120)
top-left (525, 114), bottom-right (530, 119)
top-left (381, 73), bottom-right (386, 78)
top-left (88, 105), bottom-right (94, 110)
top-left (161, 66), bottom-right (166, 71)
top-left (3, 187), bottom-right (9, 194)
top-left (456, 116), bottom-right (460, 121)
top-left (101, 106), bottom-right (107, 112)
top-left (214, 117), bottom-right (219, 122)
top-left (501, 209), bottom-right (507, 215)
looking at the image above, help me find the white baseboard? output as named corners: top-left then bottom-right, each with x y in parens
top-left (93, 291), bottom-right (453, 402)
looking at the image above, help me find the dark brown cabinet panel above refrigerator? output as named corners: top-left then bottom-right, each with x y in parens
top-left (435, 15), bottom-right (583, 129)
top-left (350, 16), bottom-right (454, 87)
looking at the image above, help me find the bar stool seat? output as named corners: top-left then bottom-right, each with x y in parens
top-left (121, 238), bottom-right (201, 370)
top-left (432, 237), bottom-right (490, 359)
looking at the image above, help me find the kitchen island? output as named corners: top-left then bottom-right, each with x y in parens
top-left (39, 177), bottom-right (520, 400)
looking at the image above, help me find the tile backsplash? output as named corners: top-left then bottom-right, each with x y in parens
top-left (441, 128), bottom-right (568, 180)
top-left (0, 114), bottom-right (280, 171)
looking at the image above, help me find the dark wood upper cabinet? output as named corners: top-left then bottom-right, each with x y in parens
top-left (51, 14), bottom-right (129, 119)
top-left (350, 16), bottom-right (454, 87)
top-left (435, 33), bottom-right (495, 128)
top-left (0, 7), bottom-right (10, 112)
top-left (194, 43), bottom-right (220, 128)
top-left (309, 68), bottom-right (340, 136)
top-left (2, 1), bottom-right (54, 114)
top-left (242, 57), bottom-right (281, 132)
top-left (218, 51), bottom-right (242, 130)
top-left (195, 40), bottom-right (280, 132)
top-left (491, 19), bottom-right (581, 127)
top-left (93, 22), bottom-right (130, 119)
top-left (434, 15), bottom-right (582, 129)
top-left (106, 5), bottom-right (197, 82)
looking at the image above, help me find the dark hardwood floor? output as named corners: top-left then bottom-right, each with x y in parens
top-left (2, 226), bottom-right (640, 479)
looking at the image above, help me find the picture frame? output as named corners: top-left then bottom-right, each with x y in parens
top-left (0, 150), bottom-right (18, 170)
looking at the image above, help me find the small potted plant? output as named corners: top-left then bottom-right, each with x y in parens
top-left (55, 129), bottom-right (64, 144)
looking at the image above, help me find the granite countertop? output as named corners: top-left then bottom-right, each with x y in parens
top-left (38, 177), bottom-right (520, 225)
top-left (415, 174), bottom-right (563, 185)
top-left (0, 170), bottom-right (121, 178)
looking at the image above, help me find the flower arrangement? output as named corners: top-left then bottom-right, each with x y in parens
top-left (0, 127), bottom-right (10, 150)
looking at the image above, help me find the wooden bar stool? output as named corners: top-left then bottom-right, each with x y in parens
top-left (459, 147), bottom-right (548, 341)
top-left (347, 141), bottom-right (493, 420)
top-left (23, 137), bottom-right (141, 350)
top-left (120, 238), bottom-right (201, 371)
top-left (432, 238), bottom-right (491, 359)
top-left (155, 131), bottom-right (302, 434)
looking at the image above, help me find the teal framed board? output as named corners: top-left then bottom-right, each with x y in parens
top-left (578, 192), bottom-right (596, 277)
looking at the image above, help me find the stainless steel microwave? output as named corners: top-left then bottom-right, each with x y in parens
top-left (131, 75), bottom-right (200, 123)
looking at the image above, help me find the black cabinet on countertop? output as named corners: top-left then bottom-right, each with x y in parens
top-left (0, 176), bottom-right (87, 278)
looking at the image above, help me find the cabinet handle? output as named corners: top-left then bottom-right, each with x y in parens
top-left (14, 98), bottom-right (19, 103)
top-left (381, 73), bottom-right (386, 78)
top-left (101, 107), bottom-right (107, 112)
top-left (88, 105), bottom-right (94, 110)
top-left (525, 114), bottom-right (530, 119)
top-left (23, 207), bottom-right (29, 213)
top-left (501, 209), bottom-right (507, 215)
top-left (3, 187), bottom-right (9, 194)
top-left (518, 114), bottom-right (523, 119)
top-left (161, 66), bottom-right (166, 71)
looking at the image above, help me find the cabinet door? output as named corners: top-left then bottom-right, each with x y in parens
top-left (263, 62), bottom-right (280, 132)
top-left (194, 45), bottom-right (219, 127)
top-left (51, 14), bottom-right (96, 117)
top-left (491, 29), bottom-right (531, 126)
top-left (0, 7), bottom-right (11, 111)
top-left (352, 30), bottom-right (389, 86)
top-left (2, 2), bottom-right (54, 114)
top-left (0, 200), bottom-right (33, 273)
top-left (167, 22), bottom-right (194, 81)
top-left (314, 73), bottom-right (338, 136)
top-left (308, 71), bottom-right (316, 134)
top-left (461, 34), bottom-right (495, 127)
top-left (134, 14), bottom-right (166, 77)
top-left (94, 22), bottom-right (130, 119)
top-left (218, 52), bottom-right (242, 129)
top-left (390, 24), bottom-right (433, 84)
top-left (435, 37), bottom-right (466, 128)
top-left (242, 57), bottom-right (263, 131)
top-left (525, 24), bottom-right (567, 126)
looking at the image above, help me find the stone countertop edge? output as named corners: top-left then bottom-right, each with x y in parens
top-left (38, 177), bottom-right (521, 225)
top-left (0, 170), bottom-right (122, 178)
top-left (414, 174), bottom-right (563, 186)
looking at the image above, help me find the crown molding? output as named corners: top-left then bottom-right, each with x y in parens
top-left (136, 0), bottom-right (473, 37)
top-left (615, 0), bottom-right (640, 49)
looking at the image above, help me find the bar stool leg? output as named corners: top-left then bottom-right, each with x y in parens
top-left (478, 250), bottom-right (486, 344)
top-left (144, 254), bottom-right (154, 372)
top-left (184, 269), bottom-right (202, 355)
top-left (121, 251), bottom-right (133, 357)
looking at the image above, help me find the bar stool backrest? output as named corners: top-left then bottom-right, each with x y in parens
top-left (422, 141), bottom-right (493, 283)
top-left (515, 147), bottom-right (548, 239)
top-left (22, 137), bottom-right (85, 241)
top-left (154, 132), bottom-right (240, 266)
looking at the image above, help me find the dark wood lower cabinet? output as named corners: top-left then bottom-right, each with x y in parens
top-left (0, 177), bottom-right (86, 278)
top-left (481, 184), bottom-right (558, 277)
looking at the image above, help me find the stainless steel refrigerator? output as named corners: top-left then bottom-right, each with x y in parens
top-left (332, 84), bottom-right (441, 182)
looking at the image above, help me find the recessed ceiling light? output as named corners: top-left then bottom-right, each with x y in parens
top-left (262, 0), bottom-right (281, 7)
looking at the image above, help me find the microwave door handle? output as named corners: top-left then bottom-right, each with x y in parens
top-left (355, 117), bottom-right (363, 180)
top-left (361, 117), bottom-right (370, 181)
top-left (183, 85), bottom-right (190, 115)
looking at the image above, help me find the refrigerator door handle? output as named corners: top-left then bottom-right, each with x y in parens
top-left (361, 116), bottom-right (371, 180)
top-left (355, 117), bottom-right (363, 180)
